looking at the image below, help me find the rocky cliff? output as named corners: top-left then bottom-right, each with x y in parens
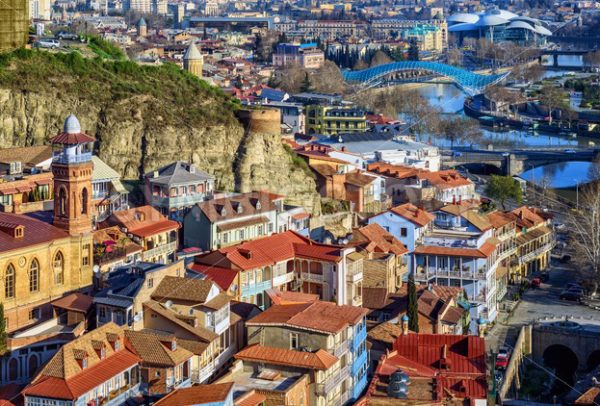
top-left (0, 49), bottom-right (320, 212)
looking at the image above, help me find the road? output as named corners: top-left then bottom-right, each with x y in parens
top-left (486, 262), bottom-right (600, 353)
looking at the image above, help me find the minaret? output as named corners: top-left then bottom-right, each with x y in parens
top-left (51, 114), bottom-right (95, 235)
top-left (137, 17), bottom-right (147, 37)
top-left (183, 42), bottom-right (203, 79)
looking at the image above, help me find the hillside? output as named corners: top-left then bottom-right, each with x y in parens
top-left (0, 49), bottom-right (319, 212)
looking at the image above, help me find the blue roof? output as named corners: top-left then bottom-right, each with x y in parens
top-left (261, 88), bottom-right (288, 102)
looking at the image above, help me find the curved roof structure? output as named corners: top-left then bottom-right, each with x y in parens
top-left (448, 8), bottom-right (551, 38)
top-left (342, 62), bottom-right (509, 96)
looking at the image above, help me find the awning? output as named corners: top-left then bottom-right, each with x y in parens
top-left (17, 186), bottom-right (33, 193)
top-left (0, 188), bottom-right (18, 195)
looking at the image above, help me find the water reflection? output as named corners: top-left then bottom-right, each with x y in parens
top-left (519, 161), bottom-right (600, 188)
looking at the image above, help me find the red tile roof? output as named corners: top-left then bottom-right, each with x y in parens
top-left (247, 301), bottom-right (368, 334)
top-left (235, 344), bottom-right (338, 370)
top-left (267, 289), bottom-right (319, 305)
top-left (154, 383), bottom-right (234, 405)
top-left (189, 264), bottom-right (238, 291)
top-left (109, 206), bottom-right (179, 238)
top-left (389, 203), bottom-right (434, 227)
top-left (50, 132), bottom-right (96, 145)
top-left (51, 293), bottom-right (94, 314)
top-left (23, 350), bottom-right (141, 400)
top-left (0, 212), bottom-right (69, 254)
top-left (235, 390), bottom-right (267, 406)
top-left (196, 231), bottom-right (343, 271)
top-left (352, 223), bottom-right (408, 256)
top-left (512, 206), bottom-right (546, 229)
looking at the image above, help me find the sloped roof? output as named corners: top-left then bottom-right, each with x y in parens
top-left (51, 293), bottom-right (94, 314)
top-left (184, 42), bottom-right (203, 60)
top-left (0, 145), bottom-right (52, 167)
top-left (92, 156), bottom-right (121, 181)
top-left (197, 191), bottom-right (279, 224)
top-left (146, 161), bottom-right (214, 186)
top-left (389, 203), bottom-right (434, 227)
top-left (189, 264), bottom-right (238, 291)
top-left (352, 223), bottom-right (408, 256)
top-left (109, 205), bottom-right (179, 237)
top-left (143, 300), bottom-right (219, 343)
top-left (235, 344), bottom-right (338, 370)
top-left (125, 330), bottom-right (193, 367)
top-left (154, 383), bottom-right (234, 406)
top-left (0, 212), bottom-right (69, 254)
top-left (151, 276), bottom-right (215, 304)
top-left (247, 301), bottom-right (368, 334)
top-left (413, 240), bottom-right (497, 258)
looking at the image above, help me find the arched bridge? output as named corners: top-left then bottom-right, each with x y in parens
top-left (342, 61), bottom-right (509, 95)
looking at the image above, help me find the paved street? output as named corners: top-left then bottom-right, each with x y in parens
top-left (487, 262), bottom-right (600, 353)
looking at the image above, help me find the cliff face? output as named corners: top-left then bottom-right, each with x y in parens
top-left (0, 50), bottom-right (320, 212)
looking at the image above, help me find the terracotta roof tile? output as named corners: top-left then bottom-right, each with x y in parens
top-left (267, 289), bottom-right (319, 305)
top-left (154, 383), bottom-right (234, 405)
top-left (414, 240), bottom-right (497, 258)
top-left (151, 276), bottom-right (214, 303)
top-left (235, 344), bottom-right (338, 370)
top-left (512, 206), bottom-right (546, 229)
top-left (51, 293), bottom-right (93, 314)
top-left (234, 390), bottom-right (267, 406)
top-left (189, 264), bottom-right (238, 291)
top-left (109, 206), bottom-right (178, 237)
top-left (389, 203), bottom-right (434, 227)
top-left (247, 301), bottom-right (368, 334)
top-left (0, 145), bottom-right (52, 167)
top-left (125, 330), bottom-right (193, 367)
top-left (487, 211), bottom-right (517, 229)
top-left (352, 224), bottom-right (408, 256)
top-left (50, 131), bottom-right (96, 145)
top-left (197, 191), bottom-right (278, 224)
top-left (143, 301), bottom-right (218, 343)
top-left (0, 212), bottom-right (69, 254)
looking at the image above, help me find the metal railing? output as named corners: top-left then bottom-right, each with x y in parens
top-left (143, 241), bottom-right (177, 260)
top-left (53, 152), bottom-right (92, 164)
top-left (315, 365), bottom-right (351, 395)
top-left (519, 241), bottom-right (555, 263)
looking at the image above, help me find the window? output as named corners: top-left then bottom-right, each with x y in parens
top-left (29, 259), bottom-right (39, 292)
top-left (81, 187), bottom-right (88, 214)
top-left (5, 264), bottom-right (15, 299)
top-left (223, 232), bottom-right (228, 244)
top-left (82, 244), bottom-right (90, 266)
top-left (290, 332), bottom-right (299, 350)
top-left (258, 225), bottom-right (263, 235)
top-left (239, 229), bottom-right (245, 240)
top-left (268, 223), bottom-right (273, 233)
top-left (58, 187), bottom-right (67, 216)
top-left (99, 307), bottom-right (106, 319)
top-left (147, 278), bottom-right (154, 289)
top-left (54, 251), bottom-right (64, 285)
top-left (29, 308), bottom-right (40, 321)
top-left (400, 228), bottom-right (408, 237)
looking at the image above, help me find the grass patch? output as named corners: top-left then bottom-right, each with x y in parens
top-left (283, 144), bottom-right (315, 179)
top-left (0, 48), bottom-right (240, 128)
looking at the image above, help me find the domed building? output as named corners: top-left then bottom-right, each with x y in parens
top-left (448, 8), bottom-right (552, 46)
top-left (183, 42), bottom-right (203, 79)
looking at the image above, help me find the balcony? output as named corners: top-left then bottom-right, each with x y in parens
top-left (332, 342), bottom-right (348, 358)
top-left (143, 241), bottom-right (177, 260)
top-left (300, 272), bottom-right (324, 283)
top-left (315, 364), bottom-right (351, 396)
top-left (106, 383), bottom-right (141, 406)
top-left (192, 363), bottom-right (215, 384)
top-left (349, 326), bottom-right (367, 352)
top-left (273, 272), bottom-right (295, 287)
top-left (53, 151), bottom-right (92, 164)
top-left (241, 280), bottom-right (273, 297)
top-left (352, 350), bottom-right (368, 377)
top-left (331, 391), bottom-right (351, 406)
top-left (346, 267), bottom-right (362, 284)
top-left (520, 241), bottom-right (555, 264)
top-left (151, 193), bottom-right (208, 208)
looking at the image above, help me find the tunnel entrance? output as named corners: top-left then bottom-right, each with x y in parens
top-left (543, 344), bottom-right (578, 395)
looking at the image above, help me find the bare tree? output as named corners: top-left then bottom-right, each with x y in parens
top-left (447, 48), bottom-right (464, 67)
top-left (538, 84), bottom-right (567, 125)
top-left (567, 183), bottom-right (600, 296)
top-left (370, 50), bottom-right (393, 67)
top-left (584, 50), bottom-right (600, 68)
top-left (313, 60), bottom-right (346, 94)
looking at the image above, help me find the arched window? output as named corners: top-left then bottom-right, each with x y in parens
top-left (59, 187), bottom-right (67, 216)
top-left (81, 188), bottom-right (88, 214)
top-left (54, 251), bottom-right (64, 285)
top-left (5, 264), bottom-right (15, 299)
top-left (28, 355), bottom-right (39, 378)
top-left (8, 358), bottom-right (18, 381)
top-left (29, 259), bottom-right (39, 292)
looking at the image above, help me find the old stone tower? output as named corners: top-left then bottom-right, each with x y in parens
top-left (183, 42), bottom-right (203, 78)
top-left (51, 114), bottom-right (94, 235)
top-left (137, 17), bottom-right (147, 37)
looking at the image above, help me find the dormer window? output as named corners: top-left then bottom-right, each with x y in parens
top-left (236, 204), bottom-right (243, 214)
top-left (115, 340), bottom-right (121, 350)
top-left (172, 341), bottom-right (177, 351)
top-left (256, 201), bottom-right (261, 210)
top-left (220, 207), bottom-right (227, 216)
top-left (82, 358), bottom-right (88, 369)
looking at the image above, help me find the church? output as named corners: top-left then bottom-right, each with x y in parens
top-left (0, 115), bottom-right (95, 334)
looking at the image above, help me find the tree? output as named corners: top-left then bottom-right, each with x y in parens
top-left (313, 61), bottom-right (346, 94)
top-left (447, 48), bottom-right (463, 67)
top-left (300, 72), bottom-right (312, 92)
top-left (567, 183), bottom-right (600, 297)
top-left (584, 50), bottom-right (600, 68)
top-left (538, 84), bottom-right (567, 125)
top-left (485, 175), bottom-right (523, 210)
top-left (0, 303), bottom-right (7, 355)
top-left (369, 50), bottom-right (392, 67)
top-left (407, 274), bottom-right (419, 332)
top-left (408, 39), bottom-right (419, 61)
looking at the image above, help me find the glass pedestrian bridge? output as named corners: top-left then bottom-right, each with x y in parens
top-left (342, 62), bottom-right (509, 95)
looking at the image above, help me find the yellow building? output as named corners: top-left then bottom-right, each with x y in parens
top-left (511, 206), bottom-right (554, 282)
top-left (0, 115), bottom-right (95, 333)
top-left (401, 24), bottom-right (444, 53)
top-left (305, 105), bottom-right (367, 135)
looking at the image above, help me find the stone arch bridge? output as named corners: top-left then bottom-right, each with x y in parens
top-left (532, 317), bottom-right (600, 372)
top-left (445, 149), bottom-right (600, 176)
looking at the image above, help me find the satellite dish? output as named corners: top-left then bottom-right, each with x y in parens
top-left (133, 314), bottom-right (142, 322)
top-left (165, 300), bottom-right (173, 309)
top-left (93, 265), bottom-right (100, 273)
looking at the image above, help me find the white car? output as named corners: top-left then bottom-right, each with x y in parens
top-left (36, 39), bottom-right (60, 49)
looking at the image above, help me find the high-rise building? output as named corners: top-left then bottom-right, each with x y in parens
top-left (0, 0), bottom-right (29, 52)
top-left (29, 0), bottom-right (51, 20)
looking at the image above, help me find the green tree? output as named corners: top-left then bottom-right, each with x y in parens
top-left (0, 303), bottom-right (7, 355)
top-left (407, 275), bottom-right (419, 332)
top-left (408, 39), bottom-right (419, 61)
top-left (485, 175), bottom-right (523, 210)
top-left (300, 72), bottom-right (312, 92)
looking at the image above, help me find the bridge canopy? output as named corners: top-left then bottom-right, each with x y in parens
top-left (342, 61), bottom-right (509, 95)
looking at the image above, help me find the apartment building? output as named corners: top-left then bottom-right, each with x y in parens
top-left (191, 230), bottom-right (363, 309)
top-left (245, 300), bottom-right (369, 404)
top-left (305, 105), bottom-right (367, 135)
top-left (108, 205), bottom-right (179, 264)
top-left (183, 191), bottom-right (309, 251)
top-left (272, 43), bottom-right (325, 69)
top-left (297, 20), bottom-right (361, 40)
top-left (22, 323), bottom-right (142, 406)
top-left (144, 161), bottom-right (215, 222)
top-left (400, 24), bottom-right (444, 52)
top-left (511, 206), bottom-right (555, 280)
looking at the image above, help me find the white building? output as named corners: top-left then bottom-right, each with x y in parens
top-left (30, 0), bottom-right (51, 20)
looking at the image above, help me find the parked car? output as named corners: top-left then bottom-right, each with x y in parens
top-left (36, 38), bottom-right (60, 49)
top-left (560, 289), bottom-right (582, 301)
top-left (55, 31), bottom-right (78, 40)
top-left (566, 283), bottom-right (582, 290)
top-left (495, 348), bottom-right (510, 370)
